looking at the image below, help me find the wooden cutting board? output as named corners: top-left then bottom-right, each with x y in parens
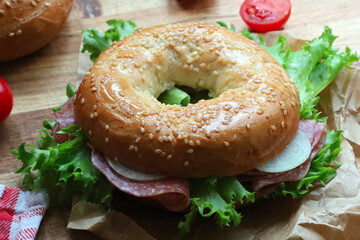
top-left (0, 0), bottom-right (359, 239)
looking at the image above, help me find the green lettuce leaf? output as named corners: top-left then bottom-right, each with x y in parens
top-left (217, 21), bottom-right (258, 42)
top-left (12, 123), bottom-right (114, 208)
top-left (157, 87), bottom-right (190, 107)
top-left (82, 19), bottom-right (137, 62)
top-left (259, 27), bottom-right (359, 119)
top-left (178, 177), bottom-right (255, 234)
top-left (216, 21), bottom-right (235, 32)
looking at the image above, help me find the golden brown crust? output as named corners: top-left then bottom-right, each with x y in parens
top-left (0, 0), bottom-right (73, 62)
top-left (74, 23), bottom-right (300, 178)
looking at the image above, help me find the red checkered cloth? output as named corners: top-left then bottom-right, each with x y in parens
top-left (0, 184), bottom-right (48, 240)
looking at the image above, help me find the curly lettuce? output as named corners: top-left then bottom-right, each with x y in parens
top-left (13, 123), bottom-right (114, 208)
top-left (82, 19), bottom-right (137, 62)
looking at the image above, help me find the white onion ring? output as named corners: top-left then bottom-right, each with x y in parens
top-left (256, 129), bottom-right (311, 173)
top-left (105, 156), bottom-right (167, 181)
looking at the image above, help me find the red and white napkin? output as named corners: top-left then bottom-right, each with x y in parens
top-left (0, 184), bottom-right (48, 240)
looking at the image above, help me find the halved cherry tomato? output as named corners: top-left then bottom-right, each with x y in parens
top-left (0, 77), bottom-right (13, 124)
top-left (240, 0), bottom-right (291, 33)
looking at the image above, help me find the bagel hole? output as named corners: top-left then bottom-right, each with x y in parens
top-left (157, 85), bottom-right (211, 107)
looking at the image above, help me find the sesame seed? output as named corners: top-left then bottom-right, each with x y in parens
top-left (184, 161), bottom-right (189, 166)
top-left (134, 146), bottom-right (139, 152)
top-left (163, 136), bottom-right (168, 141)
top-left (158, 137), bottom-right (163, 143)
top-left (90, 113), bottom-right (94, 119)
top-left (88, 130), bottom-right (92, 136)
top-left (223, 104), bottom-right (231, 110)
top-left (94, 112), bottom-right (98, 117)
top-left (281, 121), bottom-right (285, 128)
top-left (223, 141), bottom-right (230, 147)
top-left (196, 140), bottom-right (201, 146)
top-left (257, 110), bottom-right (264, 115)
top-left (155, 149), bottom-right (162, 154)
top-left (184, 138), bottom-right (189, 144)
top-left (187, 149), bottom-right (194, 154)
top-left (167, 155), bottom-right (172, 160)
top-left (271, 125), bottom-right (276, 131)
top-left (141, 120), bottom-right (145, 126)
top-left (105, 138), bottom-right (109, 143)
top-left (246, 123), bottom-right (251, 129)
top-left (192, 127), bottom-right (197, 133)
top-left (8, 32), bottom-right (15, 37)
top-left (5, 1), bottom-right (11, 7)
top-left (135, 137), bottom-right (141, 143)
top-left (31, 0), bottom-right (37, 7)
top-left (149, 133), bottom-right (154, 139)
top-left (16, 30), bottom-right (22, 35)
top-left (189, 140), bottom-right (195, 146)
top-left (160, 152), bottom-right (166, 157)
top-left (205, 131), bottom-right (211, 138)
top-left (283, 110), bottom-right (288, 116)
top-left (93, 105), bottom-right (97, 110)
top-left (129, 145), bottom-right (135, 151)
top-left (105, 124), bottom-right (109, 130)
top-left (45, 2), bottom-right (50, 6)
top-left (156, 126), bottom-right (161, 132)
top-left (91, 87), bottom-right (97, 92)
top-left (168, 136), bottom-right (173, 142)
top-left (140, 127), bottom-right (145, 133)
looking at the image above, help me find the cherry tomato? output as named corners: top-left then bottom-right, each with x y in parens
top-left (0, 77), bottom-right (13, 124)
top-left (240, 0), bottom-right (291, 33)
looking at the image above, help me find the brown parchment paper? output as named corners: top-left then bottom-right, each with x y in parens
top-left (67, 30), bottom-right (360, 240)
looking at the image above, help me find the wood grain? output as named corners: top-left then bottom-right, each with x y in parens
top-left (0, 0), bottom-right (359, 239)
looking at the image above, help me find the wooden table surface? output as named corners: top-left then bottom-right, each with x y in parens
top-left (0, 0), bottom-right (360, 239)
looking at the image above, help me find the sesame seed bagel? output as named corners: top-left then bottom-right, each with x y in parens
top-left (0, 0), bottom-right (73, 62)
top-left (74, 23), bottom-right (300, 178)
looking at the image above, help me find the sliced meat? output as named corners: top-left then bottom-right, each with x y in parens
top-left (239, 120), bottom-right (327, 194)
top-left (52, 96), bottom-right (76, 143)
top-left (91, 148), bottom-right (190, 212)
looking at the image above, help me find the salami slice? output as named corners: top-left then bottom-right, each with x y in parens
top-left (52, 96), bottom-right (76, 143)
top-left (91, 148), bottom-right (190, 212)
top-left (239, 120), bottom-right (327, 194)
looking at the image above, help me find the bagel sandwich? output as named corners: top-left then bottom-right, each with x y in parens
top-left (13, 20), bottom-right (359, 233)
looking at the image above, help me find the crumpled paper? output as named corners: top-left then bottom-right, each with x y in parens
top-left (67, 29), bottom-right (360, 240)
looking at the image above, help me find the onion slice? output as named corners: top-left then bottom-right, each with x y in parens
top-left (105, 156), bottom-right (167, 181)
top-left (256, 129), bottom-right (311, 173)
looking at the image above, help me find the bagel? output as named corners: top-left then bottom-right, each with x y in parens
top-left (0, 0), bottom-right (73, 62)
top-left (74, 23), bottom-right (300, 178)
